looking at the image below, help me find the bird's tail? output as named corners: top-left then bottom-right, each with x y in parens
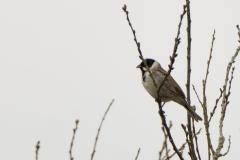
top-left (184, 103), bottom-right (202, 122)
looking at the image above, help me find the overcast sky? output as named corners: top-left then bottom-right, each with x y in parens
top-left (0, 0), bottom-right (240, 160)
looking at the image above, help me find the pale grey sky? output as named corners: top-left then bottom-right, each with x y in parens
top-left (0, 0), bottom-right (240, 160)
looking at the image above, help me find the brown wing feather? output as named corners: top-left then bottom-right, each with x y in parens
top-left (156, 67), bottom-right (186, 99)
top-left (168, 75), bottom-right (186, 99)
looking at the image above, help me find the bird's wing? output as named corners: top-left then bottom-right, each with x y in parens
top-left (156, 67), bottom-right (186, 99)
top-left (168, 74), bottom-right (186, 99)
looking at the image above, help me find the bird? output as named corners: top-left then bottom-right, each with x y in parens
top-left (137, 58), bottom-right (202, 122)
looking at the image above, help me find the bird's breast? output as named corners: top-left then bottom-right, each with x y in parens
top-left (142, 72), bottom-right (158, 99)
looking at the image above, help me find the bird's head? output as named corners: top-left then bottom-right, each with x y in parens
top-left (137, 58), bottom-right (160, 72)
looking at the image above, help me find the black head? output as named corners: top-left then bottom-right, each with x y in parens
top-left (136, 59), bottom-right (156, 69)
top-left (136, 59), bottom-right (156, 79)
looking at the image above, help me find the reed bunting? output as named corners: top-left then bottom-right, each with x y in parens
top-left (137, 58), bottom-right (202, 122)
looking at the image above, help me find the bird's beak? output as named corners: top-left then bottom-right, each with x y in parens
top-left (136, 64), bottom-right (141, 68)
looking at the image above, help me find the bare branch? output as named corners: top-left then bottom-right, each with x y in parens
top-left (164, 122), bottom-right (172, 159)
top-left (181, 124), bottom-right (192, 156)
top-left (35, 141), bottom-right (40, 160)
top-left (122, 4), bottom-right (158, 89)
top-left (157, 4), bottom-right (187, 97)
top-left (181, 124), bottom-right (193, 159)
top-left (90, 99), bottom-right (114, 160)
top-left (208, 88), bottom-right (223, 123)
top-left (237, 25), bottom-right (240, 43)
top-left (69, 120), bottom-right (79, 160)
top-left (213, 46), bottom-right (240, 160)
top-left (185, 1), bottom-right (198, 159)
top-left (157, 100), bottom-right (184, 160)
top-left (162, 127), bottom-right (170, 160)
top-left (165, 128), bottom-right (201, 160)
top-left (159, 138), bottom-right (165, 160)
top-left (135, 148), bottom-right (141, 160)
top-left (203, 29), bottom-right (216, 90)
top-left (185, 0), bottom-right (192, 102)
top-left (202, 30), bottom-right (216, 159)
top-left (192, 85), bottom-right (203, 106)
top-left (159, 122), bottom-right (173, 160)
top-left (192, 119), bottom-right (201, 160)
top-left (166, 142), bottom-right (186, 160)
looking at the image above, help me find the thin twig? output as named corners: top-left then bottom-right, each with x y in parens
top-left (135, 148), bottom-right (141, 160)
top-left (163, 127), bottom-right (169, 159)
top-left (159, 123), bottom-right (172, 160)
top-left (181, 124), bottom-right (192, 157)
top-left (166, 142), bottom-right (187, 160)
top-left (122, 4), bottom-right (158, 89)
top-left (165, 128), bottom-right (201, 160)
top-left (159, 126), bottom-right (170, 160)
top-left (35, 141), bottom-right (40, 160)
top-left (202, 30), bottom-right (216, 160)
top-left (213, 46), bottom-right (240, 160)
top-left (223, 67), bottom-right (235, 115)
top-left (90, 99), bottom-right (114, 160)
top-left (162, 122), bottom-right (172, 160)
top-left (192, 119), bottom-right (201, 160)
top-left (237, 25), bottom-right (240, 43)
top-left (159, 125), bottom-right (170, 160)
top-left (157, 100), bottom-right (184, 160)
top-left (159, 141), bottom-right (165, 160)
top-left (203, 29), bottom-right (216, 92)
top-left (157, 4), bottom-right (187, 97)
top-left (192, 85), bottom-right (203, 106)
top-left (185, 0), bottom-right (192, 102)
top-left (208, 88), bottom-right (223, 123)
top-left (69, 120), bottom-right (79, 160)
top-left (185, 1), bottom-right (197, 159)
